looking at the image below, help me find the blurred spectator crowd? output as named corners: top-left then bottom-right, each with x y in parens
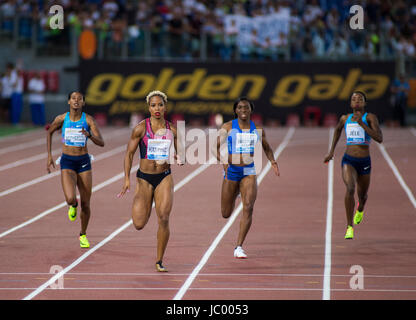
top-left (1, 0), bottom-right (415, 61)
top-left (0, 62), bottom-right (48, 125)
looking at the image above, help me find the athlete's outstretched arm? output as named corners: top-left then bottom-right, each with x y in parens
top-left (46, 113), bottom-right (65, 173)
top-left (260, 128), bottom-right (279, 176)
top-left (324, 114), bottom-right (347, 163)
top-left (118, 123), bottom-right (144, 197)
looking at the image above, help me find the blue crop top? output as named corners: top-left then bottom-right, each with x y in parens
top-left (61, 112), bottom-right (90, 147)
top-left (227, 119), bottom-right (260, 154)
top-left (344, 113), bottom-right (371, 146)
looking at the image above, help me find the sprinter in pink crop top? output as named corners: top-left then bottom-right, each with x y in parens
top-left (117, 90), bottom-right (183, 273)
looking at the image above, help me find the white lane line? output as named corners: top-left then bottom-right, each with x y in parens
top-left (22, 159), bottom-right (215, 300)
top-left (378, 143), bottom-right (416, 209)
top-left (0, 149), bottom-right (61, 172)
top-left (0, 129), bottom-right (43, 143)
top-left (0, 145), bottom-right (126, 198)
top-left (1, 128), bottom-right (208, 231)
top-left (7, 287), bottom-right (416, 293)
top-left (4, 272), bottom-right (416, 278)
top-left (0, 162), bottom-right (135, 238)
top-left (0, 127), bottom-right (128, 153)
top-left (0, 137), bottom-right (45, 155)
top-left (173, 127), bottom-right (295, 301)
top-left (323, 128), bottom-right (334, 300)
top-left (0, 128), bottom-right (129, 172)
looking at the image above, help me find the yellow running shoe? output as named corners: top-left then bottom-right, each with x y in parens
top-left (156, 261), bottom-right (168, 272)
top-left (68, 206), bottom-right (77, 222)
top-left (345, 226), bottom-right (354, 239)
top-left (79, 234), bottom-right (90, 248)
top-left (354, 210), bottom-right (364, 225)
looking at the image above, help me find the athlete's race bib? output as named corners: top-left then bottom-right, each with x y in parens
top-left (147, 139), bottom-right (171, 160)
top-left (235, 133), bottom-right (257, 153)
top-left (64, 128), bottom-right (86, 147)
top-left (346, 123), bottom-right (365, 144)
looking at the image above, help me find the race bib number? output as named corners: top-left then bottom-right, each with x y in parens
top-left (346, 123), bottom-right (365, 144)
top-left (147, 139), bottom-right (171, 160)
top-left (236, 133), bottom-right (257, 153)
top-left (64, 128), bottom-right (86, 147)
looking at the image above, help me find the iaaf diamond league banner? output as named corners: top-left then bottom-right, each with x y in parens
top-left (79, 60), bottom-right (395, 124)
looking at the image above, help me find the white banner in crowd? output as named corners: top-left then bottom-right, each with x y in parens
top-left (224, 9), bottom-right (291, 48)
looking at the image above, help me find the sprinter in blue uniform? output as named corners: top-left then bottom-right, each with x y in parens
top-left (46, 91), bottom-right (105, 248)
top-left (216, 97), bottom-right (280, 258)
top-left (324, 91), bottom-right (383, 239)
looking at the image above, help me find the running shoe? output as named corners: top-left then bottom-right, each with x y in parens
top-left (156, 261), bottom-right (168, 272)
top-left (79, 234), bottom-right (90, 248)
top-left (344, 226), bottom-right (354, 239)
top-left (234, 246), bottom-right (247, 259)
top-left (354, 210), bottom-right (364, 225)
top-left (68, 205), bottom-right (77, 222)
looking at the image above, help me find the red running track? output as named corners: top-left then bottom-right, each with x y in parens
top-left (0, 126), bottom-right (415, 300)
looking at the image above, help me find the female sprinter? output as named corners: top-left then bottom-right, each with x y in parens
top-left (216, 97), bottom-right (280, 258)
top-left (46, 91), bottom-right (105, 248)
top-left (117, 90), bottom-right (183, 272)
top-left (324, 91), bottom-right (383, 239)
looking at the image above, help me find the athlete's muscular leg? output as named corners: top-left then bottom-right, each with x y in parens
top-left (237, 175), bottom-right (257, 247)
top-left (77, 170), bottom-right (92, 235)
top-left (132, 178), bottom-right (154, 230)
top-left (153, 175), bottom-right (174, 263)
top-left (357, 173), bottom-right (370, 212)
top-left (61, 169), bottom-right (78, 207)
top-left (342, 164), bottom-right (358, 227)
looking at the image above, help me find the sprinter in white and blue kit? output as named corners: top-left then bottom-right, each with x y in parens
top-left (46, 91), bottom-right (105, 248)
top-left (324, 91), bottom-right (383, 239)
top-left (216, 97), bottom-right (280, 259)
